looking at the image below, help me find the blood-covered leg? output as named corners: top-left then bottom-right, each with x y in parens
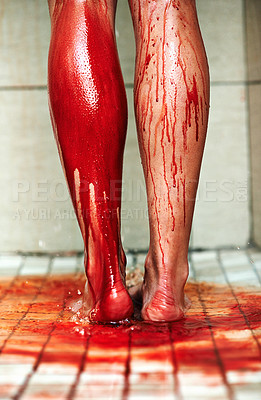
top-left (48, 0), bottom-right (133, 322)
top-left (129, 0), bottom-right (210, 321)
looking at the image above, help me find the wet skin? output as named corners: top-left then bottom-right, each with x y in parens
top-left (48, 0), bottom-right (133, 322)
top-left (48, 0), bottom-right (209, 322)
top-left (129, 0), bottom-right (209, 321)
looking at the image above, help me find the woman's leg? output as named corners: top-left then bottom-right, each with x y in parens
top-left (129, 0), bottom-right (210, 321)
top-left (48, 0), bottom-right (133, 322)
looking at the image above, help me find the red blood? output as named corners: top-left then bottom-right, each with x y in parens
top-left (47, 2), bottom-right (133, 321)
top-left (186, 75), bottom-right (200, 141)
top-left (1, 274), bottom-right (261, 379)
top-left (145, 53), bottom-right (152, 67)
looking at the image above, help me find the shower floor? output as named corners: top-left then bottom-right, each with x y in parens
top-left (0, 248), bottom-right (261, 400)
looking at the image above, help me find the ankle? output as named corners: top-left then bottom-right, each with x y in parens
top-left (144, 251), bottom-right (189, 288)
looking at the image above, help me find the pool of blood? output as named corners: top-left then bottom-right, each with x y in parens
top-left (0, 273), bottom-right (261, 387)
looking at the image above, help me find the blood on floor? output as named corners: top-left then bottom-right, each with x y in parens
top-left (0, 272), bottom-right (260, 399)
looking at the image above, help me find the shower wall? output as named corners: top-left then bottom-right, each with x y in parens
top-left (0, 0), bottom-right (260, 252)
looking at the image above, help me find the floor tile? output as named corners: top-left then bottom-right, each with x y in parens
top-left (0, 255), bottom-right (23, 268)
top-left (0, 251), bottom-right (261, 399)
top-left (21, 256), bottom-right (50, 276)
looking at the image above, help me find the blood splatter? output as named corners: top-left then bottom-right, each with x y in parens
top-left (0, 274), bottom-right (260, 367)
top-left (1, 273), bottom-right (260, 398)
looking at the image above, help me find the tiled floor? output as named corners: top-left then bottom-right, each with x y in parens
top-left (0, 247), bottom-right (261, 399)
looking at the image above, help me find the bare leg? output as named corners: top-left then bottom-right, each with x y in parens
top-left (129, 0), bottom-right (210, 321)
top-left (48, 0), bottom-right (133, 322)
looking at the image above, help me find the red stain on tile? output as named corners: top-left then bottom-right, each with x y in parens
top-left (0, 274), bottom-right (261, 398)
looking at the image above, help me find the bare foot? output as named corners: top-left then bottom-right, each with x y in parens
top-left (130, 254), bottom-right (191, 322)
top-left (142, 286), bottom-right (191, 322)
top-left (83, 278), bottom-right (134, 322)
top-left (82, 245), bottom-right (134, 323)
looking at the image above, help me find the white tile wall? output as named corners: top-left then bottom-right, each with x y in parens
top-left (122, 90), bottom-right (149, 250)
top-left (0, 90), bottom-right (83, 252)
top-left (0, 0), bottom-right (50, 86)
top-left (116, 0), bottom-right (135, 84)
top-left (197, 0), bottom-right (245, 82)
top-left (193, 85), bottom-right (249, 248)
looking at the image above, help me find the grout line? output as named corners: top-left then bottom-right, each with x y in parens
top-left (188, 254), bottom-right (235, 400)
top-left (1, 245), bottom-right (258, 258)
top-left (246, 80), bottom-right (261, 85)
top-left (0, 85), bottom-right (48, 91)
top-left (0, 258), bottom-right (53, 356)
top-left (210, 80), bottom-right (261, 86)
top-left (125, 83), bottom-right (134, 89)
top-left (0, 80), bottom-right (260, 92)
top-left (132, 253), bottom-right (138, 269)
top-left (218, 250), bottom-right (261, 359)
top-left (0, 80), bottom-right (261, 93)
top-left (67, 331), bottom-right (92, 400)
top-left (0, 251), bottom-right (84, 258)
top-left (13, 332), bottom-right (53, 400)
top-left (169, 323), bottom-right (182, 400)
top-left (122, 329), bottom-right (132, 400)
top-left (12, 295), bottom-right (67, 400)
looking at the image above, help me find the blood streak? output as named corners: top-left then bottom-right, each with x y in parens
top-left (145, 53), bottom-right (152, 67)
top-left (172, 0), bottom-right (181, 10)
top-left (135, 6), bottom-right (168, 265)
top-left (186, 75), bottom-right (200, 142)
top-left (171, 84), bottom-right (178, 188)
top-left (161, 4), bottom-right (175, 233)
top-left (176, 36), bottom-right (202, 145)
